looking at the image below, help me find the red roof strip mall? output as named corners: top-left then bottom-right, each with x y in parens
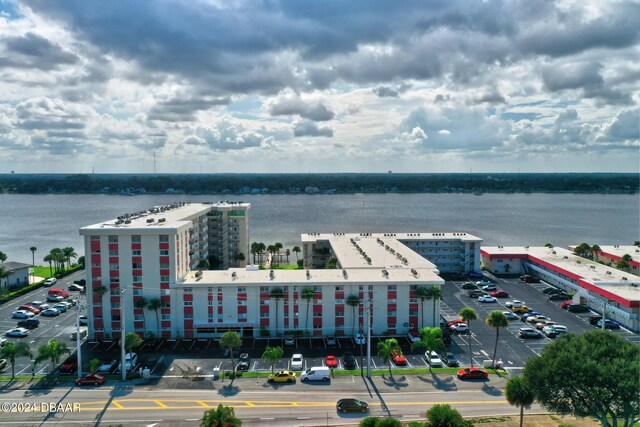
top-left (481, 246), bottom-right (640, 332)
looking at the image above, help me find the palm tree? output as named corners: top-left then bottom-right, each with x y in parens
top-left (346, 294), bottom-right (361, 335)
top-left (415, 287), bottom-right (430, 329)
top-left (257, 242), bottom-right (266, 266)
top-left (292, 246), bottom-right (301, 261)
top-left (220, 331), bottom-right (242, 372)
top-left (43, 254), bottom-right (54, 277)
top-left (274, 242), bottom-right (283, 265)
top-left (234, 252), bottom-right (245, 266)
top-left (300, 287), bottom-right (314, 334)
top-left (35, 338), bottom-right (70, 374)
top-left (285, 249), bottom-right (290, 263)
top-left (430, 286), bottom-right (441, 326)
top-left (411, 327), bottom-right (444, 373)
top-left (0, 342), bottom-right (32, 379)
top-left (486, 311), bottom-right (509, 368)
top-left (459, 307), bottom-right (477, 367)
top-left (377, 338), bottom-right (400, 377)
top-left (250, 242), bottom-right (259, 265)
top-left (49, 248), bottom-right (65, 272)
top-left (591, 244), bottom-right (601, 261)
top-left (147, 298), bottom-right (162, 337)
top-left (29, 246), bottom-right (37, 267)
top-left (134, 297), bottom-right (147, 337)
top-left (269, 287), bottom-right (284, 336)
top-left (62, 247), bottom-right (77, 269)
top-left (505, 375), bottom-right (535, 427)
top-left (261, 346), bottom-right (283, 373)
top-left (200, 404), bottom-right (241, 427)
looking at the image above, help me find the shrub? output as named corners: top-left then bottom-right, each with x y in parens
top-left (408, 422), bottom-right (427, 427)
top-left (426, 404), bottom-right (468, 427)
top-left (359, 416), bottom-right (379, 427)
top-left (377, 418), bottom-right (402, 427)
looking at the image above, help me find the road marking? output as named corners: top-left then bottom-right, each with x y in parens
top-left (196, 400), bottom-right (210, 407)
top-left (153, 400), bottom-right (168, 408)
top-left (245, 401), bottom-right (256, 407)
top-left (112, 401), bottom-right (124, 409)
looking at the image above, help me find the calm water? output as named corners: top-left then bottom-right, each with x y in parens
top-left (0, 193), bottom-right (638, 264)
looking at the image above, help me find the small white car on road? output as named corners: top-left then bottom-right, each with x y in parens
top-left (291, 354), bottom-right (304, 370)
top-left (478, 295), bottom-right (497, 303)
top-left (5, 328), bottom-right (30, 337)
top-left (427, 351), bottom-right (443, 367)
top-left (12, 310), bottom-right (34, 319)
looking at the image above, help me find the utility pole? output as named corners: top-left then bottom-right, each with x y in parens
top-left (366, 290), bottom-right (371, 378)
top-left (121, 287), bottom-right (127, 381)
top-left (76, 308), bottom-right (83, 378)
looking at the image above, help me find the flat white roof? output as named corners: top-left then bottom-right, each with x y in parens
top-left (180, 266), bottom-right (443, 286)
top-left (482, 246), bottom-right (640, 302)
top-left (328, 236), bottom-right (436, 270)
top-left (80, 202), bottom-right (249, 232)
top-left (302, 232), bottom-right (481, 243)
top-left (595, 245), bottom-right (640, 264)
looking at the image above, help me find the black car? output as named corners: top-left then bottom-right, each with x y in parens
top-left (342, 352), bottom-right (356, 369)
top-left (542, 287), bottom-right (562, 295)
top-left (468, 290), bottom-right (486, 298)
top-left (462, 282), bottom-right (478, 290)
top-left (548, 293), bottom-right (571, 301)
top-left (589, 314), bottom-right (603, 325)
top-left (236, 353), bottom-right (250, 371)
top-left (441, 352), bottom-right (460, 367)
top-left (520, 275), bottom-right (540, 283)
top-left (567, 304), bottom-right (590, 313)
top-left (336, 398), bottom-right (369, 414)
top-left (17, 318), bottom-right (40, 329)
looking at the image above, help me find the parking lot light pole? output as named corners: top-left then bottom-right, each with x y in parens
top-left (121, 287), bottom-right (127, 381)
top-left (76, 312), bottom-right (82, 378)
top-left (366, 291), bottom-right (371, 379)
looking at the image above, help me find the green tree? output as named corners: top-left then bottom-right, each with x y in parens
top-left (269, 287), bottom-right (285, 336)
top-left (346, 294), bottom-right (361, 335)
top-left (147, 298), bottom-right (162, 337)
top-left (505, 375), bottom-right (535, 427)
top-left (616, 258), bottom-right (630, 272)
top-left (119, 332), bottom-right (142, 353)
top-left (485, 310), bottom-right (509, 368)
top-left (274, 242), bottom-right (283, 265)
top-left (415, 287), bottom-right (431, 329)
top-left (220, 331), bottom-right (242, 372)
top-left (200, 404), bottom-right (241, 427)
top-left (430, 286), bottom-right (441, 326)
top-left (425, 404), bottom-right (468, 427)
top-left (285, 248), bottom-right (290, 262)
top-left (459, 307), bottom-right (477, 367)
top-left (544, 243), bottom-right (554, 248)
top-left (234, 252), bottom-right (245, 266)
top-left (411, 327), bottom-right (445, 372)
top-left (292, 245), bottom-right (301, 261)
top-left (89, 358), bottom-right (102, 375)
top-left (0, 266), bottom-right (9, 286)
top-left (0, 250), bottom-right (6, 263)
top-left (49, 248), bottom-right (65, 272)
top-left (300, 287), bottom-right (314, 334)
top-left (523, 330), bottom-right (639, 427)
top-left (377, 338), bottom-right (400, 377)
top-left (77, 255), bottom-right (85, 268)
top-left (197, 260), bottom-right (210, 269)
top-left (634, 240), bottom-right (640, 246)
top-left (256, 242), bottom-right (266, 266)
top-left (261, 346), bottom-right (283, 373)
top-left (591, 244), bottom-right (601, 261)
top-left (573, 242), bottom-right (592, 258)
top-left (62, 247), bottom-right (77, 268)
top-left (29, 246), bottom-right (37, 268)
top-left (0, 341), bottom-right (32, 379)
top-left (35, 338), bottom-right (70, 373)
top-left (43, 254), bottom-right (54, 277)
top-left (250, 242), bottom-right (260, 265)
top-left (359, 417), bottom-right (379, 427)
top-left (267, 245), bottom-right (276, 267)
top-left (134, 297), bottom-right (147, 337)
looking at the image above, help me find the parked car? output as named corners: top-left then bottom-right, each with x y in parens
top-left (542, 287), bottom-right (562, 295)
top-left (0, 359), bottom-right (6, 371)
top-left (97, 359), bottom-right (118, 373)
top-left (29, 301), bottom-right (49, 310)
top-left (48, 288), bottom-right (69, 298)
top-left (481, 284), bottom-right (498, 292)
top-left (478, 295), bottom-right (497, 303)
top-left (326, 335), bottom-right (337, 346)
top-left (445, 319), bottom-right (466, 327)
top-left (519, 327), bottom-right (543, 339)
top-left (343, 352), bottom-right (357, 369)
top-left (441, 352), bottom-right (460, 367)
top-left (520, 275), bottom-right (540, 283)
top-left (391, 349), bottom-right (407, 366)
top-left (284, 335), bottom-right (295, 346)
top-left (521, 311), bottom-right (544, 320)
top-left (505, 300), bottom-right (525, 309)
top-left (490, 290), bottom-right (509, 298)
top-left (41, 308), bottom-right (60, 317)
top-left (59, 357), bottom-right (78, 374)
top-left (479, 279), bottom-right (491, 286)
top-left (542, 326), bottom-right (559, 338)
top-left (301, 366), bottom-right (330, 382)
top-left (407, 329), bottom-right (421, 343)
top-left (503, 311), bottom-right (519, 321)
top-left (17, 318), bottom-right (39, 329)
top-left (43, 278), bottom-right (58, 287)
top-left (268, 370), bottom-right (296, 383)
top-left (291, 354), bottom-right (304, 370)
top-left (597, 319), bottom-right (621, 329)
top-left (73, 279), bottom-right (86, 286)
top-left (12, 310), bottom-right (34, 319)
top-left (325, 355), bottom-right (338, 368)
top-left (336, 398), bottom-right (369, 414)
top-left (457, 367), bottom-right (488, 380)
top-left (513, 305), bottom-right (532, 313)
top-left (68, 284), bottom-right (85, 292)
top-left (0, 338), bottom-right (7, 347)
top-left (75, 374), bottom-right (105, 386)
top-left (117, 352), bottom-right (138, 372)
top-left (236, 353), bottom-right (250, 371)
top-left (78, 315), bottom-right (88, 326)
top-left (52, 303), bottom-right (68, 313)
top-left (449, 323), bottom-right (469, 334)
top-left (427, 351), bottom-right (443, 368)
top-left (462, 282), bottom-right (478, 289)
top-left (535, 320), bottom-right (557, 330)
top-left (526, 315), bottom-right (550, 324)
top-left (589, 314), bottom-right (603, 325)
top-left (468, 289), bottom-right (487, 298)
top-left (354, 333), bottom-right (366, 345)
top-left (567, 304), bottom-right (590, 313)
top-left (5, 328), bottom-right (30, 337)
top-left (47, 294), bottom-right (64, 302)
top-left (18, 305), bottom-right (41, 314)
top-left (548, 293), bottom-right (571, 301)
top-left (559, 301), bottom-right (573, 309)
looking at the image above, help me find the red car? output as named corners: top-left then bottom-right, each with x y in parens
top-left (457, 367), bottom-right (488, 380)
top-left (446, 319), bottom-right (466, 327)
top-left (59, 358), bottom-right (78, 374)
top-left (325, 355), bottom-right (338, 368)
top-left (391, 350), bottom-right (407, 366)
top-left (490, 290), bottom-right (509, 298)
top-left (75, 374), bottom-right (105, 386)
top-left (18, 305), bottom-right (41, 314)
top-left (559, 301), bottom-right (572, 309)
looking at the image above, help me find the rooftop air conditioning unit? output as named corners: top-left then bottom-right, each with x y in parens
top-left (158, 218), bottom-right (166, 223)
top-left (306, 270), bottom-right (311, 279)
top-left (411, 268), bottom-right (418, 276)
top-left (343, 269), bottom-right (348, 279)
top-left (231, 272), bottom-right (237, 278)
top-left (146, 218), bottom-right (154, 223)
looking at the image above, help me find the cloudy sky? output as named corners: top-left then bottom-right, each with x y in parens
top-left (0, 0), bottom-right (638, 173)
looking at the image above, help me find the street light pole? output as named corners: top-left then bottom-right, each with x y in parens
top-left (121, 287), bottom-right (127, 381)
top-left (366, 290), bottom-right (371, 378)
top-left (76, 311), bottom-right (82, 378)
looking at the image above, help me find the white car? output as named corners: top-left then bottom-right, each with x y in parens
top-left (12, 310), bottom-right (34, 319)
top-left (47, 294), bottom-right (64, 302)
top-left (284, 335), bottom-right (295, 346)
top-left (449, 323), bottom-right (469, 334)
top-left (407, 330), bottom-right (421, 343)
top-left (354, 333), bottom-right (366, 345)
top-left (326, 336), bottom-right (337, 346)
top-left (291, 354), bottom-right (304, 370)
top-left (5, 328), bottom-right (30, 337)
top-left (43, 278), bottom-right (58, 287)
top-left (78, 315), bottom-right (88, 326)
top-left (427, 351), bottom-right (443, 367)
top-left (41, 308), bottom-right (60, 317)
top-left (30, 301), bottom-right (49, 310)
top-left (505, 300), bottom-right (524, 309)
top-left (478, 295), bottom-right (497, 303)
top-left (0, 337), bottom-right (8, 346)
top-left (117, 352), bottom-right (138, 372)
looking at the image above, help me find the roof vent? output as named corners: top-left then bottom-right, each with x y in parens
top-left (382, 269), bottom-right (389, 277)
top-left (621, 277), bottom-right (627, 281)
top-left (306, 270), bottom-right (311, 280)
top-left (158, 218), bottom-right (166, 223)
top-left (411, 268), bottom-right (418, 276)
top-left (342, 269), bottom-right (348, 279)
top-left (195, 270), bottom-right (203, 278)
top-left (269, 270), bottom-right (275, 280)
top-left (231, 272), bottom-right (237, 279)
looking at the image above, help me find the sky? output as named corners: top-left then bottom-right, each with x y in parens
top-left (0, 0), bottom-right (638, 173)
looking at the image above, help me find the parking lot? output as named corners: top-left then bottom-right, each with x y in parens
top-left (0, 270), bottom-right (86, 376)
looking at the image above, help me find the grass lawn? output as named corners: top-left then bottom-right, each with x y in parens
top-left (32, 266), bottom-right (54, 278)
top-left (259, 264), bottom-right (302, 270)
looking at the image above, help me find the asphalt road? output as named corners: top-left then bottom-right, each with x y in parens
top-left (0, 270), bottom-right (86, 376)
top-left (0, 377), bottom-right (545, 426)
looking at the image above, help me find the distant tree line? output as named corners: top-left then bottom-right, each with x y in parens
top-left (0, 173), bottom-right (637, 194)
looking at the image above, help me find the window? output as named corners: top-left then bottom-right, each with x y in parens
top-left (134, 315), bottom-right (143, 321)
top-left (184, 301), bottom-right (193, 306)
top-left (94, 314), bottom-right (102, 319)
top-left (161, 301), bottom-right (170, 308)
top-left (112, 302), bottom-right (120, 309)
top-left (108, 236), bottom-right (118, 243)
top-left (260, 312), bottom-right (269, 318)
top-left (91, 235), bottom-right (100, 241)
top-left (133, 288), bottom-right (142, 296)
top-left (109, 276), bottom-right (119, 283)
top-left (238, 287), bottom-right (247, 292)
top-left (133, 276), bottom-right (142, 283)
top-left (336, 311), bottom-right (344, 317)
top-left (109, 263), bottom-right (119, 270)
top-left (313, 312), bottom-right (322, 318)
top-left (208, 287), bottom-right (213, 293)
top-left (335, 286), bottom-right (343, 291)
top-left (91, 263), bottom-right (100, 268)
top-left (314, 299), bottom-right (322, 304)
top-left (218, 300), bottom-right (223, 306)
top-left (160, 275), bottom-right (169, 282)
top-left (335, 299), bottom-right (344, 304)
top-left (162, 314), bottom-right (171, 321)
top-left (160, 250), bottom-right (169, 256)
top-left (159, 236), bottom-right (169, 243)
top-left (112, 314), bottom-right (121, 321)
top-left (160, 262), bottom-right (169, 269)
top-left (313, 286), bottom-right (322, 292)
top-left (238, 300), bottom-right (246, 306)
top-left (110, 289), bottom-right (119, 296)
top-left (388, 298), bottom-right (397, 303)
top-left (260, 287), bottom-right (269, 292)
top-left (388, 311), bottom-right (397, 316)
top-left (185, 313), bottom-right (193, 320)
top-left (409, 310), bottom-right (418, 316)
top-left (313, 324), bottom-right (322, 330)
top-left (109, 250), bottom-right (118, 256)
top-left (387, 285), bottom-right (397, 291)
top-left (359, 286), bottom-right (364, 291)
top-left (132, 262), bottom-right (142, 269)
top-left (184, 288), bottom-right (192, 293)
top-left (368, 285), bottom-right (373, 291)
top-left (261, 300), bottom-right (269, 305)
top-left (132, 250), bottom-right (141, 256)
top-left (239, 313), bottom-right (247, 319)
top-left (132, 236), bottom-right (141, 243)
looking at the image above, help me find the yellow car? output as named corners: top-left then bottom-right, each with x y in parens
top-left (268, 370), bottom-right (296, 383)
top-left (512, 305), bottom-right (532, 313)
